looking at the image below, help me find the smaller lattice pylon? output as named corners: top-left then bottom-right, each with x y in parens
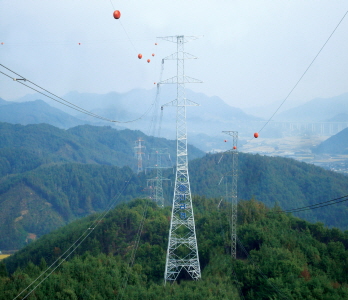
top-left (146, 148), bottom-right (172, 208)
top-left (222, 131), bottom-right (238, 259)
top-left (134, 138), bottom-right (145, 174)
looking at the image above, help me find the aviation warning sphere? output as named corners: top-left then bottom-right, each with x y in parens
top-left (224, 140), bottom-right (227, 142)
top-left (233, 146), bottom-right (237, 149)
top-left (147, 59), bottom-right (151, 63)
top-left (152, 53), bottom-right (155, 57)
top-left (138, 54), bottom-right (143, 59)
top-left (113, 10), bottom-right (121, 19)
top-left (254, 132), bottom-right (259, 138)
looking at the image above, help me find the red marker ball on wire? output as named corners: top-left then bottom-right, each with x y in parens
top-left (113, 10), bottom-right (121, 19)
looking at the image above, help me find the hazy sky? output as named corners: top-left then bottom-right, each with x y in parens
top-left (1, 1), bottom-right (348, 109)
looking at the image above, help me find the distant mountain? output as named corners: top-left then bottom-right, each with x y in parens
top-left (243, 98), bottom-right (305, 119)
top-left (0, 99), bottom-right (92, 128)
top-left (59, 89), bottom-right (262, 139)
top-left (312, 127), bottom-right (348, 155)
top-left (0, 97), bottom-right (11, 106)
top-left (273, 93), bottom-right (348, 122)
top-left (12, 89), bottom-right (262, 144)
top-left (326, 113), bottom-right (348, 122)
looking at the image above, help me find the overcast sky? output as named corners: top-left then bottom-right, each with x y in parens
top-left (1, 1), bottom-right (348, 109)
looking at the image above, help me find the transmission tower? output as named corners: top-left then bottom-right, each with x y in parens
top-left (146, 148), bottom-right (171, 208)
top-left (134, 138), bottom-right (145, 174)
top-left (159, 35), bottom-right (202, 283)
top-left (222, 131), bottom-right (238, 259)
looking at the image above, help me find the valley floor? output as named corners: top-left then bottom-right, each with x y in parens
top-left (241, 136), bottom-right (348, 175)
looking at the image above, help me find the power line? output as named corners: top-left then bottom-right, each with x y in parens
top-left (255, 9), bottom-right (348, 135)
top-left (0, 64), bottom-right (157, 124)
top-left (13, 176), bottom-right (135, 300)
top-left (117, 199), bottom-right (150, 300)
top-left (12, 64), bottom-right (166, 298)
top-left (271, 194), bottom-right (348, 214)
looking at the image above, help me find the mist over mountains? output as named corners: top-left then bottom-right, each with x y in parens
top-left (0, 98), bottom-right (94, 129)
top-left (272, 92), bottom-right (348, 122)
top-left (4, 89), bottom-right (348, 151)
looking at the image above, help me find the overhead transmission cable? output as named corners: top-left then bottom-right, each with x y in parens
top-left (255, 9), bottom-right (348, 136)
top-left (12, 54), bottom-right (165, 300)
top-left (0, 64), bottom-right (157, 124)
top-left (117, 199), bottom-right (150, 300)
top-left (271, 194), bottom-right (348, 214)
top-left (13, 176), bottom-right (135, 300)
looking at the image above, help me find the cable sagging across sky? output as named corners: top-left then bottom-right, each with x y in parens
top-left (0, 64), bottom-right (158, 124)
top-left (256, 9), bottom-right (348, 135)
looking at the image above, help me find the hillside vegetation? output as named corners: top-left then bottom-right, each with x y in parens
top-left (2, 198), bottom-right (348, 300)
top-left (188, 153), bottom-right (348, 228)
top-left (1, 122), bottom-right (348, 250)
top-left (0, 122), bottom-right (204, 175)
top-left (0, 122), bottom-right (204, 250)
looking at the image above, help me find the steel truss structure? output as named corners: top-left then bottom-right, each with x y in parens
top-left (222, 131), bottom-right (238, 258)
top-left (134, 138), bottom-right (145, 174)
top-left (146, 148), bottom-right (171, 208)
top-left (159, 35), bottom-right (202, 283)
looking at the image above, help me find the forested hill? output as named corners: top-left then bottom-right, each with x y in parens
top-left (0, 122), bottom-right (204, 250)
top-left (1, 138), bottom-right (348, 250)
top-left (187, 153), bottom-right (348, 229)
top-left (2, 198), bottom-right (348, 300)
top-left (0, 164), bottom-right (146, 250)
top-left (0, 122), bottom-right (204, 175)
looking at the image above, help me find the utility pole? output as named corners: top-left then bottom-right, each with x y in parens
top-left (159, 35), bottom-right (202, 283)
top-left (134, 138), bottom-right (145, 174)
top-left (146, 148), bottom-right (171, 208)
top-left (222, 131), bottom-right (238, 259)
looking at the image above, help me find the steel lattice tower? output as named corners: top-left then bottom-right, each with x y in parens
top-left (222, 131), bottom-right (238, 258)
top-left (159, 35), bottom-right (202, 283)
top-left (146, 148), bottom-right (171, 208)
top-left (134, 138), bottom-right (145, 174)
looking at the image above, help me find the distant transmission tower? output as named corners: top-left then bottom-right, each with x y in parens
top-left (146, 148), bottom-right (171, 208)
top-left (159, 35), bottom-right (202, 283)
top-left (222, 131), bottom-right (238, 259)
top-left (134, 138), bottom-right (145, 174)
